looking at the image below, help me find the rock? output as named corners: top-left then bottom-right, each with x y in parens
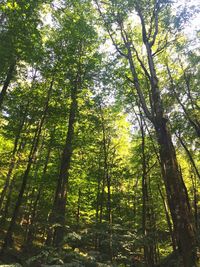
top-left (0, 264), bottom-right (22, 267)
top-left (41, 264), bottom-right (83, 267)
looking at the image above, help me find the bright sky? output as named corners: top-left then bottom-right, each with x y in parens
top-left (42, 0), bottom-right (200, 44)
top-left (176, 0), bottom-right (200, 34)
top-left (43, 0), bottom-right (200, 29)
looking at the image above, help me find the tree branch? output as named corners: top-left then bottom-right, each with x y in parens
top-left (94, 0), bottom-right (128, 58)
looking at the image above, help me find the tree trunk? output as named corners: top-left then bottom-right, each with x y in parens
top-left (76, 188), bottom-right (81, 226)
top-left (26, 144), bottom-right (51, 247)
top-left (140, 119), bottom-right (155, 267)
top-left (138, 14), bottom-right (197, 265)
top-left (0, 158), bottom-right (16, 212)
top-left (1, 138), bottom-right (27, 223)
top-left (0, 109), bottom-right (27, 212)
top-left (0, 62), bottom-right (16, 109)
top-left (158, 185), bottom-right (177, 252)
top-left (177, 133), bottom-right (200, 181)
top-left (2, 149), bottom-right (38, 251)
top-left (1, 79), bottom-right (53, 252)
top-left (191, 174), bottom-right (198, 231)
top-left (155, 119), bottom-right (197, 266)
top-left (96, 3), bottom-right (197, 264)
top-left (47, 77), bottom-right (79, 247)
top-left (95, 153), bottom-right (102, 250)
top-left (0, 178), bottom-right (15, 227)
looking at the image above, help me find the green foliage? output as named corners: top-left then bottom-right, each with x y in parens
top-left (0, 0), bottom-right (199, 266)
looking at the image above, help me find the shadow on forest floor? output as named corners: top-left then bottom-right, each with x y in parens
top-left (0, 246), bottom-right (186, 267)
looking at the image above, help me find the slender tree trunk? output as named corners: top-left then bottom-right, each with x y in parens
top-left (1, 79), bottom-right (53, 252)
top-left (177, 133), bottom-right (200, 181)
top-left (140, 120), bottom-right (155, 267)
top-left (23, 188), bottom-right (35, 239)
top-left (99, 148), bottom-right (106, 225)
top-left (22, 148), bottom-right (45, 237)
top-left (0, 158), bottom-right (16, 212)
top-left (99, 175), bottom-right (105, 224)
top-left (106, 171), bottom-right (113, 261)
top-left (0, 110), bottom-right (27, 212)
top-left (76, 188), bottom-right (81, 226)
top-left (1, 139), bottom-right (27, 222)
top-left (0, 62), bottom-right (16, 109)
top-left (26, 140), bottom-right (53, 246)
top-left (167, 66), bottom-right (200, 138)
top-left (95, 153), bottom-right (102, 250)
top-left (141, 119), bottom-right (148, 265)
top-left (158, 185), bottom-right (177, 251)
top-left (191, 174), bottom-right (198, 231)
top-left (106, 173), bottom-right (111, 224)
top-left (2, 147), bottom-right (38, 251)
top-left (25, 187), bottom-right (41, 247)
top-left (95, 181), bottom-right (100, 249)
top-left (99, 106), bottom-right (113, 260)
top-left (183, 70), bottom-right (200, 111)
top-left (99, 105), bottom-right (109, 224)
top-left (0, 178), bottom-right (15, 227)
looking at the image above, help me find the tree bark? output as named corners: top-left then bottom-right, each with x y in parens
top-left (135, 9), bottom-right (197, 265)
top-left (140, 119), bottom-right (155, 267)
top-left (154, 118), bottom-right (197, 267)
top-left (0, 62), bottom-right (16, 109)
top-left (25, 141), bottom-right (52, 247)
top-left (95, 152), bottom-right (102, 250)
top-left (191, 174), bottom-right (198, 231)
top-left (158, 185), bottom-right (177, 252)
top-left (47, 76), bottom-right (79, 247)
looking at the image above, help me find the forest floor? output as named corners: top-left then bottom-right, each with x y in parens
top-left (0, 226), bottom-right (186, 267)
top-left (0, 244), bottom-right (183, 267)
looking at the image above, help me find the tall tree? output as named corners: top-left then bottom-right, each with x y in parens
top-left (46, 2), bottom-right (100, 246)
top-left (95, 0), bottom-right (197, 265)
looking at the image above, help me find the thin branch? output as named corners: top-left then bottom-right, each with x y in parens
top-left (135, 2), bottom-right (150, 45)
top-left (145, 161), bottom-right (157, 175)
top-left (95, 0), bottom-right (128, 58)
top-left (175, 131), bottom-right (200, 181)
top-left (149, 0), bottom-right (160, 47)
top-left (132, 46), bottom-right (151, 81)
top-left (167, 64), bottom-right (200, 137)
top-left (118, 20), bottom-right (151, 81)
top-left (121, 27), bottom-right (153, 121)
top-left (95, 0), bottom-right (153, 122)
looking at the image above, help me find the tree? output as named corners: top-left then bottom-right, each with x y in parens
top-left (0, 0), bottom-right (43, 108)
top-left (45, 1), bottom-right (101, 246)
top-left (0, 0), bottom-right (199, 266)
top-left (95, 0), bottom-right (197, 265)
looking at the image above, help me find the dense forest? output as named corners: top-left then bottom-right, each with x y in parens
top-left (0, 0), bottom-right (199, 266)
